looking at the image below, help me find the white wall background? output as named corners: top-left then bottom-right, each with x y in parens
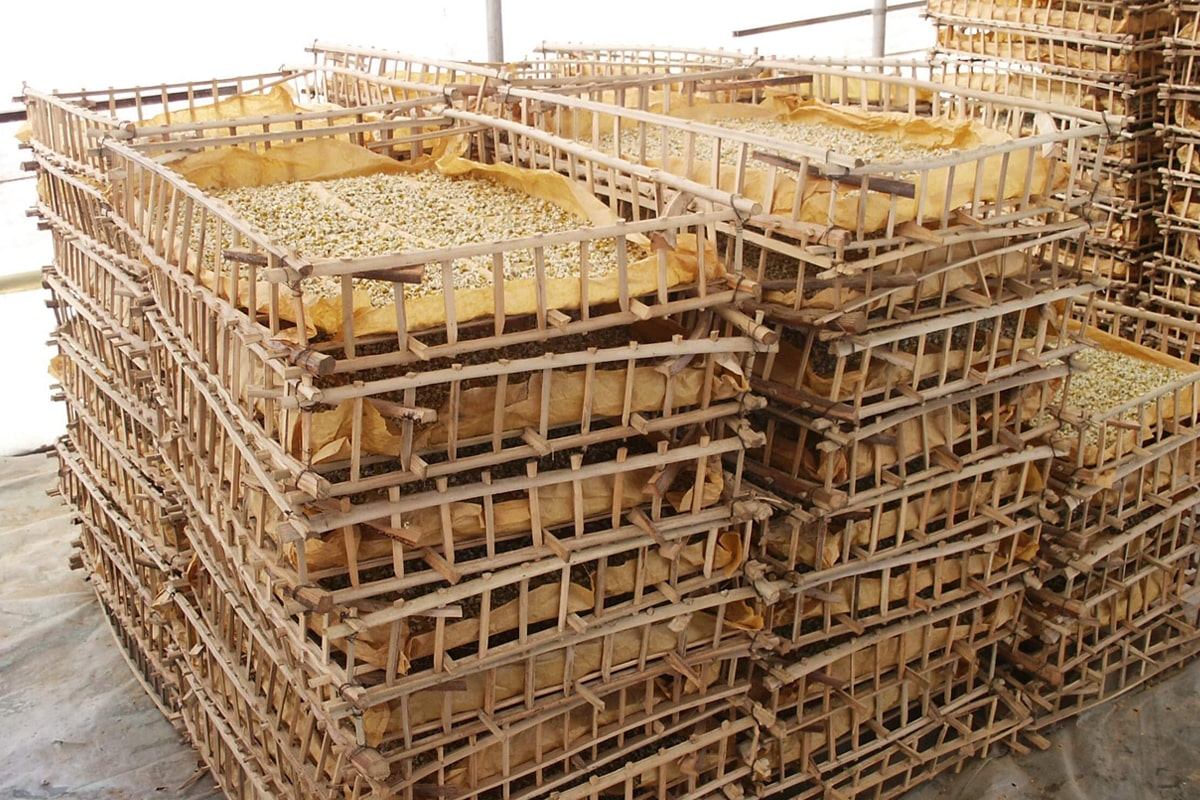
top-left (0, 2), bottom-right (933, 104)
top-left (0, 2), bottom-right (934, 454)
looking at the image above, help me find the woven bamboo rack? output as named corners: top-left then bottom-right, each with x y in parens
top-left (1144, 4), bottom-right (1200, 334)
top-left (309, 40), bottom-right (763, 99)
top-left (926, 0), bottom-right (1173, 296)
top-left (25, 39), bottom-right (1200, 800)
top-left (1003, 593), bottom-right (1200, 732)
top-left (526, 43), bottom-right (935, 90)
top-left (755, 446), bottom-right (1052, 570)
top-left (748, 448), bottom-right (1051, 650)
top-left (1046, 422), bottom-right (1200, 549)
top-left (1040, 309), bottom-right (1200, 492)
top-left (58, 442), bottom-right (184, 719)
top-left (751, 585), bottom-right (1031, 799)
top-left (18, 65), bottom-right (472, 179)
top-left (1039, 479), bottom-right (1200, 600)
top-left (21, 53), bottom-right (783, 800)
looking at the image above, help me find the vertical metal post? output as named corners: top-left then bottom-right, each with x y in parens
top-left (486, 0), bottom-right (504, 62)
top-left (872, 0), bottom-right (887, 57)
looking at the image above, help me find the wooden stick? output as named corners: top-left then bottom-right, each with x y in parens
top-left (752, 150), bottom-right (917, 198)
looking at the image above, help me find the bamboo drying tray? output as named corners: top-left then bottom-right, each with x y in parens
top-left (309, 40), bottom-right (761, 99)
top-left (758, 447), bottom-right (1050, 571)
top-left (930, 55), bottom-right (1159, 117)
top-left (924, 0), bottom-right (1173, 38)
top-left (747, 382), bottom-right (1062, 513)
top-left (317, 44), bottom-right (1102, 233)
top-left (45, 236), bottom-right (153, 406)
top-left (302, 42), bottom-right (504, 107)
top-left (754, 285), bottom-right (1083, 418)
top-left (1040, 318), bottom-right (1200, 484)
top-left (750, 585), bottom-right (1030, 800)
top-left (18, 61), bottom-right (475, 180)
top-left (101, 113), bottom-right (758, 347)
top-left (476, 85), bottom-right (1090, 238)
top-left (1038, 481), bottom-right (1200, 608)
top-left (137, 134), bottom-right (728, 339)
top-left (527, 43), bottom-right (935, 104)
top-left (753, 505), bottom-right (1040, 654)
top-left (1003, 587), bottom-right (1200, 738)
top-left (1164, 8), bottom-right (1200, 91)
top-left (931, 17), bottom-right (1164, 78)
top-left (1046, 421), bottom-right (1200, 547)
top-left (447, 58), bottom-right (1109, 334)
top-left (739, 290), bottom-right (1088, 511)
top-left (99, 115), bottom-right (765, 508)
top-left (32, 154), bottom-right (136, 256)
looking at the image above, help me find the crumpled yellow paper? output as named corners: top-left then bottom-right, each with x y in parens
top-left (765, 462), bottom-right (1043, 570)
top-left (288, 359), bottom-right (748, 467)
top-left (309, 531), bottom-right (746, 674)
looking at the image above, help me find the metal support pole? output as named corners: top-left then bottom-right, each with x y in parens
top-left (733, 2), bottom-right (922, 44)
top-left (486, 0), bottom-right (504, 63)
top-left (872, 0), bottom-right (887, 58)
top-left (0, 270), bottom-right (43, 296)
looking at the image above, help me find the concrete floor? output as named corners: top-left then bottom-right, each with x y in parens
top-left (0, 453), bottom-right (215, 799)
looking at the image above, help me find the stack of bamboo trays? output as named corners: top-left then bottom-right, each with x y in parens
top-left (459, 42), bottom-right (1200, 795)
top-left (23, 67), bottom-right (374, 730)
top-left (1144, 4), bottom-right (1200, 340)
top-left (926, 0), bottom-right (1175, 297)
top-left (27, 38), bottom-right (1200, 800)
top-left (917, 2), bottom-right (1200, 739)
top-left (340, 43), bottom-right (1127, 798)
top-left (24, 54), bottom-right (779, 800)
top-left (949, 4), bottom-right (1200, 740)
top-left (992, 296), bottom-right (1200, 739)
top-left (22, 66), bottom-right (355, 790)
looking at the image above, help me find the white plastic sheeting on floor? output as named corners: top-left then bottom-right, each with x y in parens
top-left (906, 665), bottom-right (1200, 800)
top-left (0, 453), bottom-right (215, 799)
